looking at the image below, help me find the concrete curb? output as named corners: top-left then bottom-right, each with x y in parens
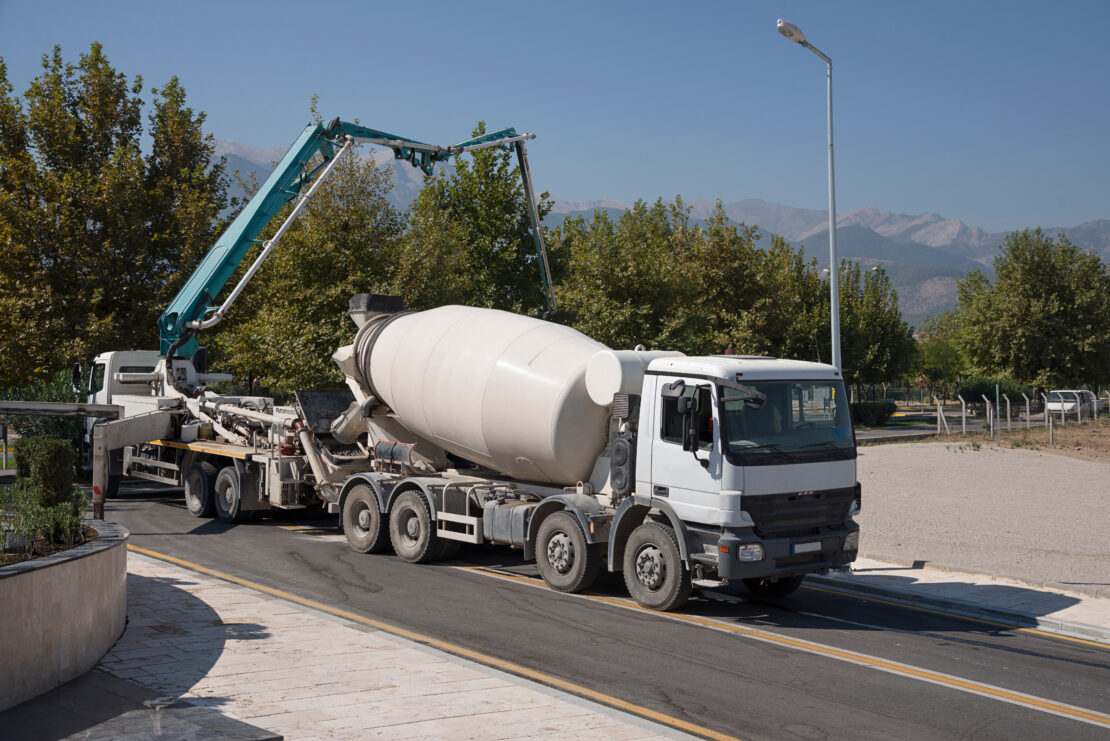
top-left (859, 551), bottom-right (1110, 600)
top-left (807, 573), bottom-right (1110, 645)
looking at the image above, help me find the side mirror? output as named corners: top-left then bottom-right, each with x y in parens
top-left (662, 380), bottom-right (686, 399)
top-left (71, 363), bottom-right (82, 397)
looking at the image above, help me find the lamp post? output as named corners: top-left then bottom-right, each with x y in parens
top-left (778, 19), bottom-right (841, 370)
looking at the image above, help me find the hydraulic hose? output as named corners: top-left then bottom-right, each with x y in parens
top-left (164, 329), bottom-right (196, 398)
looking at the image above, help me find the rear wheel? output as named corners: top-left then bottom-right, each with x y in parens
top-left (536, 511), bottom-right (600, 593)
top-left (214, 466), bottom-right (258, 524)
top-left (622, 522), bottom-right (692, 611)
top-left (743, 575), bottom-right (804, 598)
top-left (389, 491), bottom-right (444, 564)
top-left (183, 461), bottom-right (217, 518)
top-left (343, 485), bottom-right (390, 553)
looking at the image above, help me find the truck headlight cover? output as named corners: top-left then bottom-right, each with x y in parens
top-left (844, 531), bottom-right (859, 552)
top-left (737, 544), bottom-right (764, 561)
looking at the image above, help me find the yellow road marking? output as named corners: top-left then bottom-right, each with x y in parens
top-left (126, 545), bottom-right (740, 741)
top-left (453, 565), bottom-right (1110, 728)
top-left (800, 583), bottom-right (1110, 650)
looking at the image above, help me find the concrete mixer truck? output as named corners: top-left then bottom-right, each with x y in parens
top-left (324, 294), bottom-right (860, 611)
top-left (63, 117), bottom-right (857, 612)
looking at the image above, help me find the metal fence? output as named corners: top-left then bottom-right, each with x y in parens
top-left (932, 390), bottom-right (1108, 438)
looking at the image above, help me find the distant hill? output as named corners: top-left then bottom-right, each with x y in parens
top-left (211, 138), bottom-right (1108, 325)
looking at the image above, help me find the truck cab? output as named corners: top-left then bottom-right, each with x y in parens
top-left (635, 355), bottom-right (859, 588)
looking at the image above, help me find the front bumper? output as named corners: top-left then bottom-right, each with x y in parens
top-left (714, 521), bottom-right (859, 580)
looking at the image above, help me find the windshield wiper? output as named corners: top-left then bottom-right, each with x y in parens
top-left (798, 441), bottom-right (843, 450)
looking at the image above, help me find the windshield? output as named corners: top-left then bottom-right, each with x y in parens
top-left (719, 380), bottom-right (855, 465)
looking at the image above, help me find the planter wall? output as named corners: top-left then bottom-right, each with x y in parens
top-left (0, 521), bottom-right (128, 711)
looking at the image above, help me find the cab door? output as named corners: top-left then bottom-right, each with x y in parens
top-left (649, 377), bottom-right (722, 525)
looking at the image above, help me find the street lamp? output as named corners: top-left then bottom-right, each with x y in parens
top-left (778, 19), bottom-right (841, 371)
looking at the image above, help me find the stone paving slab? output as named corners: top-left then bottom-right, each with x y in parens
top-left (809, 556), bottom-right (1110, 643)
top-left (95, 553), bottom-right (696, 741)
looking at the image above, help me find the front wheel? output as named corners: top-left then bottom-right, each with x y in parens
top-left (743, 575), bottom-right (804, 598)
top-left (536, 511), bottom-right (600, 594)
top-left (622, 522), bottom-right (692, 611)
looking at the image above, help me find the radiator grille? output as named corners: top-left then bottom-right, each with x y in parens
top-left (742, 487), bottom-right (855, 537)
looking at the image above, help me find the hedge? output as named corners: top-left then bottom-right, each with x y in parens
top-left (12, 437), bottom-right (76, 507)
top-left (851, 401), bottom-right (897, 426)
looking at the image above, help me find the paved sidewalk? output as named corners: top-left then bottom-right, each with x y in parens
top-left (77, 553), bottom-right (694, 740)
top-left (809, 556), bottom-right (1110, 643)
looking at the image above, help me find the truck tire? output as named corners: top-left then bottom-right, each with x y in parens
top-left (622, 522), bottom-right (692, 611)
top-left (388, 490), bottom-right (444, 564)
top-left (743, 575), bottom-right (804, 598)
top-left (536, 511), bottom-right (600, 593)
top-left (213, 466), bottom-right (258, 524)
top-left (343, 485), bottom-right (390, 553)
top-left (183, 462), bottom-right (218, 518)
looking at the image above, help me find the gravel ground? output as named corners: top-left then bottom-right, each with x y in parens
top-left (855, 442), bottom-right (1110, 589)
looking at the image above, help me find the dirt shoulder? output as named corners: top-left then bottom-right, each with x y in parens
top-left (855, 436), bottom-right (1110, 589)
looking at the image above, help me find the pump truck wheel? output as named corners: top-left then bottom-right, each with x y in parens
top-left (343, 485), bottom-right (390, 553)
top-left (622, 522), bottom-right (692, 611)
top-left (213, 466), bottom-right (258, 524)
top-left (536, 511), bottom-right (600, 593)
top-left (743, 575), bottom-right (804, 598)
top-left (183, 461), bottom-right (218, 518)
top-left (389, 490), bottom-right (443, 564)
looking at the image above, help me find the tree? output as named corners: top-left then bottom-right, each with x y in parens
top-left (210, 139), bottom-right (405, 390)
top-left (954, 228), bottom-right (1110, 387)
top-left (835, 262), bottom-right (917, 387)
top-left (0, 44), bottom-right (228, 387)
top-left (392, 122), bottom-right (554, 315)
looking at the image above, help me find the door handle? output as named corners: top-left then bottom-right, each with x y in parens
top-left (653, 485), bottom-right (669, 498)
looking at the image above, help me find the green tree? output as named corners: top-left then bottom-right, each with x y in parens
top-left (393, 122), bottom-right (554, 314)
top-left (0, 44), bottom-right (228, 387)
top-left (954, 228), bottom-right (1110, 387)
top-left (210, 138), bottom-right (405, 390)
top-left (836, 262), bottom-right (917, 386)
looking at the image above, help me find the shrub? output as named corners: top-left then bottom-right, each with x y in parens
top-left (15, 437), bottom-right (77, 507)
top-left (852, 401), bottom-right (897, 426)
top-left (9, 480), bottom-right (88, 549)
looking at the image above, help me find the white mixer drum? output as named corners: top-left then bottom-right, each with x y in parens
top-left (363, 306), bottom-right (610, 484)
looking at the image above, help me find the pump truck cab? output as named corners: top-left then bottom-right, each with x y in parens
top-left (328, 296), bottom-right (860, 610)
top-left (70, 116), bottom-right (858, 612)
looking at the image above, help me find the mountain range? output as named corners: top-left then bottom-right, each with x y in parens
top-left (213, 139), bottom-right (1110, 325)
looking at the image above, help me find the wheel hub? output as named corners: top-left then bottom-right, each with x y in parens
top-left (404, 512), bottom-right (419, 540)
top-left (635, 545), bottom-right (665, 589)
top-left (356, 508), bottom-right (371, 530)
top-left (546, 532), bottom-right (573, 573)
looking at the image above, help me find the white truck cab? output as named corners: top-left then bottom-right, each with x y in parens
top-left (631, 355), bottom-right (859, 586)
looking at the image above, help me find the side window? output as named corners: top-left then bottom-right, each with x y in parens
top-left (660, 385), bottom-right (714, 449)
top-left (89, 364), bottom-right (105, 395)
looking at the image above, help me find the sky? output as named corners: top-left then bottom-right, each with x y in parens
top-left (1, 0), bottom-right (1108, 232)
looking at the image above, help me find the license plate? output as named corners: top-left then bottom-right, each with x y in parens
top-left (793, 541), bottom-right (821, 554)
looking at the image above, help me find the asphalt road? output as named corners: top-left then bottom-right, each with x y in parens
top-left (105, 482), bottom-right (1110, 741)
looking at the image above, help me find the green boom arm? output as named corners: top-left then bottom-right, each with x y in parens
top-left (157, 119), bottom-right (553, 359)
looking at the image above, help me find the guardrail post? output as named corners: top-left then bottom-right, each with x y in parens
top-left (1072, 391), bottom-right (1082, 423)
top-left (958, 395), bottom-right (967, 434)
top-left (1048, 408), bottom-right (1054, 444)
top-left (1022, 393), bottom-right (1030, 429)
top-left (981, 394), bottom-right (992, 439)
top-left (1, 423), bottom-right (6, 470)
top-left (1002, 394), bottom-right (1011, 431)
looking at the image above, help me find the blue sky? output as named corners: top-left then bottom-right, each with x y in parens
top-left (1, 0), bottom-right (1108, 232)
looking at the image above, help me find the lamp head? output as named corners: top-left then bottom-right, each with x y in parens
top-left (777, 19), bottom-right (806, 44)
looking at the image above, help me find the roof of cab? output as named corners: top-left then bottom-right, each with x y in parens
top-left (646, 355), bottom-right (842, 381)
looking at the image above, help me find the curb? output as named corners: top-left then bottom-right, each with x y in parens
top-left (806, 573), bottom-right (1110, 645)
top-left (859, 552), bottom-right (1110, 600)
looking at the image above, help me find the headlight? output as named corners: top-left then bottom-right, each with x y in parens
top-left (844, 530), bottom-right (859, 552)
top-left (737, 544), bottom-right (764, 562)
top-left (848, 498), bottom-right (861, 517)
